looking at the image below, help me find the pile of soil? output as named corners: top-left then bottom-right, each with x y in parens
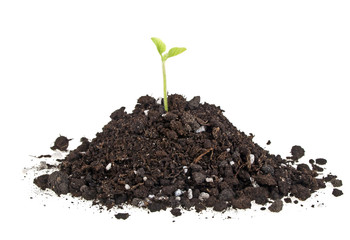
top-left (34, 94), bottom-right (343, 216)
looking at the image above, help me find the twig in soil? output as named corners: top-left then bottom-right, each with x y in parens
top-left (131, 182), bottom-right (144, 190)
top-left (193, 148), bottom-right (213, 164)
top-left (255, 153), bottom-right (266, 171)
top-left (168, 169), bottom-right (184, 179)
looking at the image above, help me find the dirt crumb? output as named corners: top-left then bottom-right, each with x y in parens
top-left (332, 189), bottom-right (343, 197)
top-left (268, 199), bottom-right (283, 212)
top-left (315, 158), bottom-right (327, 165)
top-left (51, 136), bottom-right (71, 151)
top-left (170, 208), bottom-right (182, 217)
top-left (331, 179), bottom-right (343, 187)
top-left (290, 145), bottom-right (305, 161)
top-left (115, 213), bottom-right (130, 220)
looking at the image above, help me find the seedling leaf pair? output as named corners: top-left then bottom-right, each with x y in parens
top-left (151, 38), bottom-right (186, 62)
top-left (151, 37), bottom-right (186, 112)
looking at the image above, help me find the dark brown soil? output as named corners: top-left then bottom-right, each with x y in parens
top-left (289, 145), bottom-right (305, 161)
top-left (315, 158), bottom-right (327, 165)
top-left (268, 199), bottom-right (283, 212)
top-left (170, 208), bottom-right (182, 217)
top-left (51, 136), bottom-right (71, 151)
top-left (332, 189), bottom-right (343, 197)
top-left (331, 179), bottom-right (343, 187)
top-left (114, 213), bottom-right (130, 220)
top-left (33, 154), bottom-right (52, 158)
top-left (34, 94), bottom-right (343, 216)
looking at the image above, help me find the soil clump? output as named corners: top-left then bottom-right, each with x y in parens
top-left (34, 94), bottom-right (343, 216)
top-left (51, 136), bottom-right (71, 151)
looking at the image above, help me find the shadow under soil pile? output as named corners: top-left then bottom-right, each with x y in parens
top-left (34, 94), bottom-right (343, 216)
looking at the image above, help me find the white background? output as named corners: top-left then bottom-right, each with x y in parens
top-left (1, 0), bottom-right (349, 239)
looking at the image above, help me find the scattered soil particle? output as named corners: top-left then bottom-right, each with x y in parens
top-left (51, 136), bottom-right (71, 151)
top-left (331, 179), bottom-right (343, 187)
top-left (284, 197), bottom-right (292, 203)
top-left (290, 145), bottom-right (305, 161)
top-left (324, 174), bottom-right (337, 182)
top-left (33, 94), bottom-right (343, 217)
top-left (332, 189), bottom-right (343, 197)
top-left (315, 158), bottom-right (327, 165)
top-left (268, 199), bottom-right (283, 213)
top-left (266, 140), bottom-right (271, 145)
top-left (260, 207), bottom-right (266, 211)
top-left (33, 174), bottom-right (49, 190)
top-left (33, 154), bottom-right (52, 158)
top-left (170, 208), bottom-right (182, 217)
top-left (312, 164), bottom-right (324, 172)
top-left (115, 213), bottom-right (130, 220)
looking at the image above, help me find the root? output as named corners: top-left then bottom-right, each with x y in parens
top-left (193, 148), bottom-right (213, 164)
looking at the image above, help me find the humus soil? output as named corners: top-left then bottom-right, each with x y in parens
top-left (33, 94), bottom-right (343, 217)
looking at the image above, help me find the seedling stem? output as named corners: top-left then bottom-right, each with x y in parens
top-left (151, 37), bottom-right (186, 112)
top-left (162, 60), bottom-right (168, 111)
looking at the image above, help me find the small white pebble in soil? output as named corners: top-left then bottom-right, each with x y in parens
top-left (162, 114), bottom-right (166, 117)
top-left (250, 177), bottom-right (259, 188)
top-left (250, 154), bottom-right (255, 164)
top-left (226, 148), bottom-right (230, 152)
top-left (157, 196), bottom-right (169, 201)
top-left (157, 98), bottom-right (162, 104)
top-left (106, 163), bottom-right (112, 171)
top-left (148, 194), bottom-right (155, 199)
top-left (206, 177), bottom-right (214, 183)
top-left (144, 110), bottom-right (149, 116)
top-left (143, 176), bottom-right (148, 181)
top-left (125, 184), bottom-right (130, 190)
top-left (175, 196), bottom-right (181, 201)
top-left (199, 192), bottom-right (210, 201)
top-left (195, 126), bottom-right (206, 133)
top-left (187, 189), bottom-right (193, 199)
top-left (175, 189), bottom-right (183, 197)
top-left (230, 161), bottom-right (235, 166)
top-left (183, 166), bottom-right (188, 173)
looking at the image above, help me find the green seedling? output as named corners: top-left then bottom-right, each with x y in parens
top-left (151, 37), bottom-right (186, 112)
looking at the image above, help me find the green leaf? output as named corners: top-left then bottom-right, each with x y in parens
top-left (151, 37), bottom-right (166, 55)
top-left (164, 47), bottom-right (186, 60)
